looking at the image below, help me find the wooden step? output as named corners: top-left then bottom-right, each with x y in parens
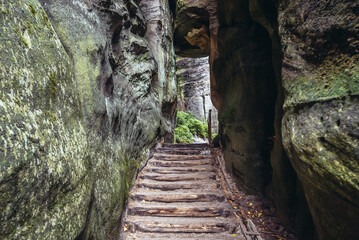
top-left (136, 179), bottom-right (220, 191)
top-left (122, 232), bottom-right (244, 240)
top-left (125, 216), bottom-right (237, 233)
top-left (148, 159), bottom-right (213, 167)
top-left (122, 143), bottom-right (247, 240)
top-left (154, 153), bottom-right (213, 160)
top-left (139, 172), bottom-right (216, 181)
top-left (128, 202), bottom-right (232, 217)
top-left (163, 143), bottom-right (210, 148)
top-left (156, 148), bottom-right (210, 155)
top-left (130, 191), bottom-right (225, 202)
top-left (142, 165), bottom-right (216, 174)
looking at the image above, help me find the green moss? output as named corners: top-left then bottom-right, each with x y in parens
top-left (26, 21), bottom-right (32, 32)
top-left (174, 111), bottom-right (209, 143)
top-left (40, 9), bottom-right (52, 30)
top-left (284, 54), bottom-right (359, 108)
top-left (14, 27), bottom-right (29, 48)
top-left (1, 6), bottom-right (7, 14)
top-left (28, 4), bottom-right (36, 15)
top-left (49, 72), bottom-right (58, 98)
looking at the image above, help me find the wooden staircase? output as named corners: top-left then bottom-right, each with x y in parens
top-left (121, 143), bottom-right (246, 240)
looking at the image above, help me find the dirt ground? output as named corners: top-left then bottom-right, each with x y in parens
top-left (230, 192), bottom-right (296, 240)
top-left (213, 148), bottom-right (297, 240)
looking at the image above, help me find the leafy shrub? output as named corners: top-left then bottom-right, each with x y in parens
top-left (174, 111), bottom-right (209, 143)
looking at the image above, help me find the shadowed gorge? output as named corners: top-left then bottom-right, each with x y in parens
top-left (1, 0), bottom-right (359, 240)
top-left (174, 0), bottom-right (359, 239)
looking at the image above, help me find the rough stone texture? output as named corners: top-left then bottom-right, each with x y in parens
top-left (280, 1), bottom-right (359, 239)
top-left (172, 0), bottom-right (312, 238)
top-left (173, 0), bottom-right (214, 57)
top-left (0, 0), bottom-right (176, 239)
top-left (282, 98), bottom-right (359, 240)
top-left (214, 0), bottom-right (279, 196)
top-left (176, 56), bottom-right (218, 132)
top-left (173, 0), bottom-right (359, 239)
top-left (173, 0), bottom-right (220, 109)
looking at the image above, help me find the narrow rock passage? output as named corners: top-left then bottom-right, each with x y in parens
top-left (121, 143), bottom-right (259, 240)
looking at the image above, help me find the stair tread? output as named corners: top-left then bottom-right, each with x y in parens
top-left (126, 216), bottom-right (235, 223)
top-left (130, 189), bottom-right (225, 196)
top-left (130, 189), bottom-right (224, 195)
top-left (137, 178), bottom-right (220, 189)
top-left (122, 232), bottom-right (244, 240)
top-left (148, 159), bottom-right (213, 167)
top-left (129, 199), bottom-right (232, 207)
top-left (122, 144), bottom-right (247, 239)
top-left (124, 216), bottom-right (237, 233)
top-left (130, 191), bottom-right (225, 202)
top-left (142, 165), bottom-right (216, 174)
top-left (153, 153), bottom-right (213, 159)
top-left (139, 172), bottom-right (216, 181)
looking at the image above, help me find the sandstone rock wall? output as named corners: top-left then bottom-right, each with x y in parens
top-left (176, 56), bottom-right (218, 132)
top-left (172, 0), bottom-right (359, 239)
top-left (0, 0), bottom-right (176, 239)
top-left (280, 1), bottom-right (359, 239)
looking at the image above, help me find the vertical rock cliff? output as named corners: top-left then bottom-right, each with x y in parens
top-left (176, 56), bottom-right (218, 132)
top-left (280, 1), bottom-right (359, 239)
top-left (172, 0), bottom-right (359, 239)
top-left (0, 0), bottom-right (176, 239)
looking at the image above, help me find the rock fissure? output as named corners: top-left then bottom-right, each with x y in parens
top-left (1, 0), bottom-right (359, 239)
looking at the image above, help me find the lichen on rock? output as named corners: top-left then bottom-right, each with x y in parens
top-left (279, 0), bottom-right (359, 239)
top-left (0, 0), bottom-right (176, 239)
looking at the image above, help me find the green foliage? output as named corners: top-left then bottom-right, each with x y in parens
top-left (175, 111), bottom-right (209, 143)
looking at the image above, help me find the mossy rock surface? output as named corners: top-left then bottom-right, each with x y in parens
top-left (0, 1), bottom-right (90, 238)
top-left (279, 1), bottom-right (359, 239)
top-left (0, 0), bottom-right (176, 239)
top-left (282, 98), bottom-right (359, 240)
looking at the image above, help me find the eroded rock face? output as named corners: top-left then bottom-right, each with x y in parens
top-left (214, 0), bottom-right (278, 196)
top-left (174, 0), bottom-right (359, 238)
top-left (280, 0), bottom-right (359, 239)
top-left (173, 0), bottom-right (217, 58)
top-left (173, 0), bottom-right (220, 109)
top-left (282, 99), bottom-right (359, 240)
top-left (0, 0), bottom-right (176, 239)
top-left (176, 57), bottom-right (218, 132)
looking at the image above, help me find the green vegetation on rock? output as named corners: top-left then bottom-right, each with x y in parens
top-left (174, 111), bottom-right (209, 143)
top-left (0, 0), bottom-right (176, 239)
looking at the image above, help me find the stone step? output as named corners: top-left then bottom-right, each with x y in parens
top-left (139, 172), bottom-right (216, 181)
top-left (163, 143), bottom-right (210, 148)
top-left (154, 153), bottom-right (213, 160)
top-left (130, 190), bottom-right (225, 202)
top-left (130, 187), bottom-right (224, 196)
top-left (142, 165), bottom-right (216, 174)
top-left (122, 232), bottom-right (244, 240)
top-left (127, 201), bottom-right (232, 217)
top-left (148, 159), bottom-right (213, 167)
top-left (136, 179), bottom-right (220, 191)
top-left (124, 216), bottom-right (237, 234)
top-left (156, 148), bottom-right (211, 155)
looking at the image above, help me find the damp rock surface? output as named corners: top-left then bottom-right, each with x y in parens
top-left (176, 56), bottom-right (218, 131)
top-left (279, 1), bottom-right (359, 239)
top-left (0, 0), bottom-right (176, 239)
